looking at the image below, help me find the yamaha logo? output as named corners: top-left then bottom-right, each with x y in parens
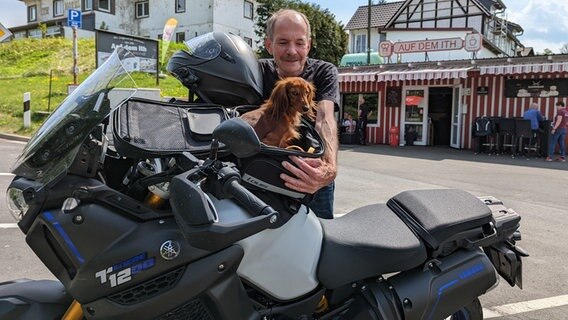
top-left (160, 240), bottom-right (181, 261)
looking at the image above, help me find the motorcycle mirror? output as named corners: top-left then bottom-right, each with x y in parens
top-left (212, 118), bottom-right (261, 158)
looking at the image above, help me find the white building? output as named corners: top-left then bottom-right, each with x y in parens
top-left (12, 0), bottom-right (259, 49)
top-left (344, 0), bottom-right (525, 63)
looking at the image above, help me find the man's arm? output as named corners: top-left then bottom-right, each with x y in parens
top-left (314, 99), bottom-right (338, 179)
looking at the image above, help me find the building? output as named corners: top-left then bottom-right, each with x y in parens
top-left (10, 0), bottom-right (259, 48)
top-left (339, 0), bottom-right (567, 150)
top-left (345, 0), bottom-right (524, 63)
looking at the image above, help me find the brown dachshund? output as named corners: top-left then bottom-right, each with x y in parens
top-left (240, 77), bottom-right (317, 149)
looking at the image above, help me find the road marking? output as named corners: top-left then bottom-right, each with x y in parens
top-left (0, 173), bottom-right (15, 176)
top-left (0, 223), bottom-right (19, 229)
top-left (484, 295), bottom-right (568, 318)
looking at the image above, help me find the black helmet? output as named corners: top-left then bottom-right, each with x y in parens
top-left (167, 32), bottom-right (263, 106)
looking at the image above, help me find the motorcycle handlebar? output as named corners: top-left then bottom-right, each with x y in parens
top-left (224, 178), bottom-right (278, 217)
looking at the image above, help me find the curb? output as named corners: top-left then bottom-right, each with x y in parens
top-left (0, 132), bottom-right (30, 142)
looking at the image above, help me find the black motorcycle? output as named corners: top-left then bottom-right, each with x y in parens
top-left (3, 32), bottom-right (527, 320)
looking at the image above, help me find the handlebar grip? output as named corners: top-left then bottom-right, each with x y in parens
top-left (224, 178), bottom-right (277, 216)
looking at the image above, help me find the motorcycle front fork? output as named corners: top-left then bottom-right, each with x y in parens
top-left (61, 192), bottom-right (166, 319)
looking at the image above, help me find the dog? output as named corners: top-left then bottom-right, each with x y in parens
top-left (240, 77), bottom-right (317, 149)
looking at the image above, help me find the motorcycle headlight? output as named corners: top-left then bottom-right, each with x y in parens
top-left (6, 187), bottom-right (29, 222)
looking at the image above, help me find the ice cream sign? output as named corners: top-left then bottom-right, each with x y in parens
top-left (379, 33), bottom-right (482, 57)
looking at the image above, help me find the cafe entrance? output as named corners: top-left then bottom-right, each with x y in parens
top-left (401, 86), bottom-right (461, 147)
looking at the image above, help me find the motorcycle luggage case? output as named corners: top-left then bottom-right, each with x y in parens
top-left (112, 97), bottom-right (228, 158)
top-left (387, 189), bottom-right (493, 256)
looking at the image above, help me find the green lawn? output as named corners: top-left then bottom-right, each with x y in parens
top-left (0, 38), bottom-right (188, 136)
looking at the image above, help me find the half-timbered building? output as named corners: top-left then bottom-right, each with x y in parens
top-left (339, 0), bottom-right (567, 151)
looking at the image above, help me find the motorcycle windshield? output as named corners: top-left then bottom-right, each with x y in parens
top-left (11, 47), bottom-right (138, 186)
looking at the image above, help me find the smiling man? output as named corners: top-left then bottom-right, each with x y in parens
top-left (259, 9), bottom-right (339, 219)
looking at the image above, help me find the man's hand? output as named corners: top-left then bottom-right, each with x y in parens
top-left (280, 156), bottom-right (336, 194)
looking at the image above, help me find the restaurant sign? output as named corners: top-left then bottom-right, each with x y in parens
top-left (379, 33), bottom-right (482, 57)
top-left (504, 78), bottom-right (568, 98)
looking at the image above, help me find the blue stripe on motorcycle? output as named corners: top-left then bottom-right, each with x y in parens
top-left (43, 211), bottom-right (85, 265)
top-left (428, 279), bottom-right (459, 320)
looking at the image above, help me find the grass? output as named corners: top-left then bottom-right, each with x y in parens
top-left (0, 38), bottom-right (189, 136)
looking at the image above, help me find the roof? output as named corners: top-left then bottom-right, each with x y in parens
top-left (337, 53), bottom-right (568, 81)
top-left (345, 1), bottom-right (404, 30)
top-left (477, 0), bottom-right (506, 11)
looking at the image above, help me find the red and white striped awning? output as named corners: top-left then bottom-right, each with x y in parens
top-left (376, 67), bottom-right (471, 81)
top-left (480, 62), bottom-right (568, 75)
top-left (338, 72), bottom-right (377, 82)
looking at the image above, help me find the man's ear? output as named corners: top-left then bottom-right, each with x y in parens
top-left (265, 38), bottom-right (273, 55)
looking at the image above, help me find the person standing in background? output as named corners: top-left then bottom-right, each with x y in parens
top-left (546, 101), bottom-right (567, 162)
top-left (523, 102), bottom-right (544, 134)
top-left (357, 96), bottom-right (372, 145)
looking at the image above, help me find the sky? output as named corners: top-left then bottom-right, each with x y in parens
top-left (1, 0), bottom-right (567, 53)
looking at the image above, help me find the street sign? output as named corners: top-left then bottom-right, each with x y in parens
top-left (0, 22), bottom-right (13, 42)
top-left (67, 9), bottom-right (82, 28)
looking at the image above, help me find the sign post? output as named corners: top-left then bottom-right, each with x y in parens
top-left (68, 9), bottom-right (81, 85)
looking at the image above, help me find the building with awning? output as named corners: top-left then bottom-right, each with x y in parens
top-left (338, 0), bottom-right (566, 150)
top-left (339, 54), bottom-right (568, 149)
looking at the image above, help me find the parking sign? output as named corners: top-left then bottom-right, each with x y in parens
top-left (68, 9), bottom-right (82, 28)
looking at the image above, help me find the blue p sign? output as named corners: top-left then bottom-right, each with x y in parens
top-left (68, 9), bottom-right (82, 28)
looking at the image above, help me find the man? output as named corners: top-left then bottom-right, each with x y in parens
top-left (546, 101), bottom-right (567, 162)
top-left (357, 96), bottom-right (372, 145)
top-left (260, 9), bottom-right (339, 219)
top-left (523, 102), bottom-right (544, 134)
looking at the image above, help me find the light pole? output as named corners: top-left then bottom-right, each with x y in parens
top-left (367, 0), bottom-right (371, 65)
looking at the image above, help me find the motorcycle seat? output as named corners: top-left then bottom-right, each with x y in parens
top-left (317, 204), bottom-right (427, 289)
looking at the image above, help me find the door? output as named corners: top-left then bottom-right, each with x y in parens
top-left (450, 86), bottom-right (462, 149)
top-left (401, 87), bottom-right (428, 146)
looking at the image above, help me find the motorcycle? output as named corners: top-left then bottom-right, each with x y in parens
top-left (2, 32), bottom-right (527, 320)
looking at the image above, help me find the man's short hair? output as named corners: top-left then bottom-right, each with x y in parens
top-left (556, 101), bottom-right (565, 107)
top-left (266, 9), bottom-right (311, 41)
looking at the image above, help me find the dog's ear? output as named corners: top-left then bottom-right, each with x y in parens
top-left (304, 81), bottom-right (317, 121)
top-left (269, 79), bottom-right (290, 119)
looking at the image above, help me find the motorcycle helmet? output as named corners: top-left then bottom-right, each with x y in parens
top-left (167, 32), bottom-right (264, 106)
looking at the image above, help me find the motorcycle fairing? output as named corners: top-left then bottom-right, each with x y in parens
top-left (235, 205), bottom-right (323, 301)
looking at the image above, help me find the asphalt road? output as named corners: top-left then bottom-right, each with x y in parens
top-left (1, 137), bottom-right (567, 319)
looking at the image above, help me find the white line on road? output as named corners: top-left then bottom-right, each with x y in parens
top-left (0, 173), bottom-right (15, 176)
top-left (484, 295), bottom-right (568, 318)
top-left (0, 223), bottom-right (18, 229)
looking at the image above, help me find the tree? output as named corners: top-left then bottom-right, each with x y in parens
top-left (561, 43), bottom-right (568, 54)
top-left (542, 48), bottom-right (554, 55)
top-left (255, 0), bottom-right (348, 66)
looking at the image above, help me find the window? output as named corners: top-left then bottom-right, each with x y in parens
top-left (136, 1), bottom-right (149, 18)
top-left (28, 5), bottom-right (37, 22)
top-left (54, 0), bottom-right (64, 17)
top-left (341, 93), bottom-right (378, 125)
top-left (354, 34), bottom-right (367, 53)
top-left (84, 0), bottom-right (93, 11)
top-left (176, 32), bottom-right (185, 43)
top-left (243, 37), bottom-right (253, 48)
top-left (98, 0), bottom-right (110, 12)
top-left (244, 1), bottom-right (253, 19)
top-left (175, 0), bottom-right (185, 13)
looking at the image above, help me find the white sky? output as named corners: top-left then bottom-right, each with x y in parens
top-left (1, 0), bottom-right (566, 53)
